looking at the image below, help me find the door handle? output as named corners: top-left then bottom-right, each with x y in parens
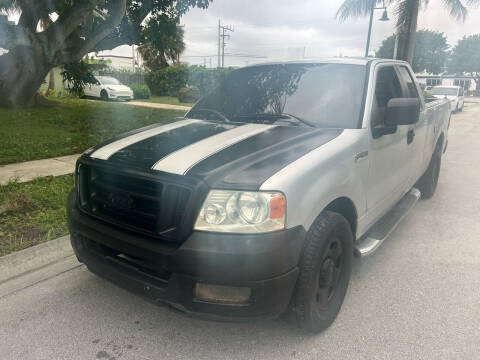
top-left (354, 151), bottom-right (369, 163)
top-left (407, 129), bottom-right (415, 144)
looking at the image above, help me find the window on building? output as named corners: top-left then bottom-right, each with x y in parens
top-left (454, 79), bottom-right (471, 90)
top-left (426, 78), bottom-right (442, 87)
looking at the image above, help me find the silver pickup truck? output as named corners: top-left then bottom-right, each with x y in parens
top-left (67, 58), bottom-right (450, 333)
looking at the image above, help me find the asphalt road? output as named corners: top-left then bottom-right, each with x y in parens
top-left (1, 104), bottom-right (480, 360)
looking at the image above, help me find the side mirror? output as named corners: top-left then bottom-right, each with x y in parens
top-left (385, 98), bottom-right (420, 126)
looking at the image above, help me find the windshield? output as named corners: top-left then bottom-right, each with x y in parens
top-left (430, 87), bottom-right (458, 96)
top-left (186, 63), bottom-right (366, 129)
top-left (96, 76), bottom-right (121, 85)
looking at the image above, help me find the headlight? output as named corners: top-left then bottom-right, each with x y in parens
top-left (194, 190), bottom-right (285, 233)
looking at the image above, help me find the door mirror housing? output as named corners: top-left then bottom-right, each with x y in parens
top-left (385, 98), bottom-right (420, 126)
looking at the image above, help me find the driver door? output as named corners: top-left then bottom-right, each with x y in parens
top-left (365, 64), bottom-right (411, 224)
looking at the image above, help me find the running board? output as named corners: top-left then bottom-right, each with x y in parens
top-left (355, 188), bottom-right (421, 257)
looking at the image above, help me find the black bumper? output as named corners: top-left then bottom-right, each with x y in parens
top-left (67, 190), bottom-right (306, 320)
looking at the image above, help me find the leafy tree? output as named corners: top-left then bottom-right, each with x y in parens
top-left (0, 0), bottom-right (211, 109)
top-left (61, 60), bottom-right (101, 96)
top-left (336, 0), bottom-right (478, 65)
top-left (449, 34), bottom-right (480, 94)
top-left (138, 14), bottom-right (185, 71)
top-left (376, 30), bottom-right (448, 74)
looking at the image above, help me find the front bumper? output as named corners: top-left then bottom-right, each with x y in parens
top-left (67, 190), bottom-right (305, 320)
top-left (108, 93), bottom-right (133, 101)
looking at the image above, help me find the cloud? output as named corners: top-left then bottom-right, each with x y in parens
top-left (178, 0), bottom-right (480, 67)
top-left (97, 0), bottom-right (480, 67)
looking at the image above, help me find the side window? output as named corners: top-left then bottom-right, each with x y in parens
top-left (398, 66), bottom-right (419, 99)
top-left (372, 66), bottom-right (403, 127)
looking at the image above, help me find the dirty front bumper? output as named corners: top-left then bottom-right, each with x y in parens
top-left (67, 190), bottom-right (305, 320)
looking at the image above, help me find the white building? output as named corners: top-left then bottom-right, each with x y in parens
top-left (416, 73), bottom-right (476, 93)
top-left (94, 54), bottom-right (139, 71)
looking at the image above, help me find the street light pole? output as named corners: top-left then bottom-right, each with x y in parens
top-left (364, 1), bottom-right (389, 58)
top-left (365, 4), bottom-right (375, 57)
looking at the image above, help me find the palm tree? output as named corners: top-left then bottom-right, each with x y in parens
top-left (337, 0), bottom-right (478, 64)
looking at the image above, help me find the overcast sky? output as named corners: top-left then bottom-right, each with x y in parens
top-left (75, 0), bottom-right (480, 67)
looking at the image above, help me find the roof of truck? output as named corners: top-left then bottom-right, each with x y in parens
top-left (242, 57), bottom-right (408, 68)
top-left (432, 85), bottom-right (461, 89)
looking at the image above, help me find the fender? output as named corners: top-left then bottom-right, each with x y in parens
top-left (260, 129), bottom-right (369, 238)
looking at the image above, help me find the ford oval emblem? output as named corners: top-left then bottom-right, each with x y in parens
top-left (108, 192), bottom-right (134, 210)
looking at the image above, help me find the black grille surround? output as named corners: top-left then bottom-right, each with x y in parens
top-left (76, 157), bottom-right (208, 243)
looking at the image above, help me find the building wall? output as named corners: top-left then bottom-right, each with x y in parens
top-left (99, 57), bottom-right (135, 71)
top-left (416, 75), bottom-right (475, 92)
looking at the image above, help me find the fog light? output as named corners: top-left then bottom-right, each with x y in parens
top-left (194, 283), bottom-right (251, 305)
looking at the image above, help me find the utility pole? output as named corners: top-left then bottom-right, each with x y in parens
top-left (218, 20), bottom-right (221, 68)
top-left (132, 45), bottom-right (136, 72)
top-left (217, 20), bottom-right (234, 68)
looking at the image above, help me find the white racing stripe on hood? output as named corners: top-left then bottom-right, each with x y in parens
top-left (90, 119), bottom-right (201, 160)
top-left (152, 124), bottom-right (275, 175)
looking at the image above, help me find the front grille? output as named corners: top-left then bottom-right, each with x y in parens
top-left (78, 164), bottom-right (192, 241)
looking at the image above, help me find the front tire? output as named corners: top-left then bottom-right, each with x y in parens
top-left (100, 90), bottom-right (109, 101)
top-left (290, 211), bottom-right (353, 333)
top-left (416, 145), bottom-right (441, 199)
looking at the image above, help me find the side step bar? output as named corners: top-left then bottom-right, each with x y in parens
top-left (355, 188), bottom-right (421, 257)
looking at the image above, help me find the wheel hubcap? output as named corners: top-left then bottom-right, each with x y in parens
top-left (315, 237), bottom-right (344, 309)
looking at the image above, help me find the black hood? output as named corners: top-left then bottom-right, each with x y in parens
top-left (88, 119), bottom-right (342, 190)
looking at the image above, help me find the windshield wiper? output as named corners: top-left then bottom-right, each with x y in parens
top-left (188, 108), bottom-right (231, 123)
top-left (234, 113), bottom-right (316, 127)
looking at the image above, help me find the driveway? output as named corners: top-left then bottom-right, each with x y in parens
top-left (1, 105), bottom-right (479, 360)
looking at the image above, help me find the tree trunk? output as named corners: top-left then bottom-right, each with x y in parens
top-left (47, 69), bottom-right (55, 93)
top-left (0, 46), bottom-right (52, 108)
top-left (395, 0), bottom-right (420, 65)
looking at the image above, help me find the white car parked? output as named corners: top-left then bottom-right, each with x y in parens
top-left (84, 76), bottom-right (134, 101)
top-left (429, 85), bottom-right (464, 113)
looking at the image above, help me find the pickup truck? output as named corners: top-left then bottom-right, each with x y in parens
top-left (67, 58), bottom-right (450, 333)
top-left (429, 85), bottom-right (465, 113)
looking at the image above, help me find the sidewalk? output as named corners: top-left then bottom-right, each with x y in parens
top-left (125, 101), bottom-right (191, 111)
top-left (465, 97), bottom-right (480, 103)
top-left (0, 154), bottom-right (80, 185)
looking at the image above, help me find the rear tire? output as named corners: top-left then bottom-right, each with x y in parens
top-left (416, 144), bottom-right (442, 199)
top-left (289, 211), bottom-right (353, 333)
top-left (100, 90), bottom-right (109, 101)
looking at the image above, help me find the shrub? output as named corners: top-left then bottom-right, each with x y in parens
top-left (146, 65), bottom-right (189, 96)
top-left (146, 66), bottom-right (233, 96)
top-left (129, 84), bottom-right (151, 99)
top-left (187, 66), bottom-right (231, 94)
top-left (177, 86), bottom-right (201, 103)
top-left (61, 60), bottom-right (99, 96)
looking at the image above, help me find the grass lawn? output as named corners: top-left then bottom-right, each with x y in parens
top-left (137, 96), bottom-right (194, 107)
top-left (0, 98), bottom-right (186, 165)
top-left (0, 175), bottom-right (73, 256)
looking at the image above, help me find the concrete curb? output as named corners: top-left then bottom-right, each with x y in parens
top-left (0, 154), bottom-right (80, 185)
top-left (0, 235), bottom-right (74, 284)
